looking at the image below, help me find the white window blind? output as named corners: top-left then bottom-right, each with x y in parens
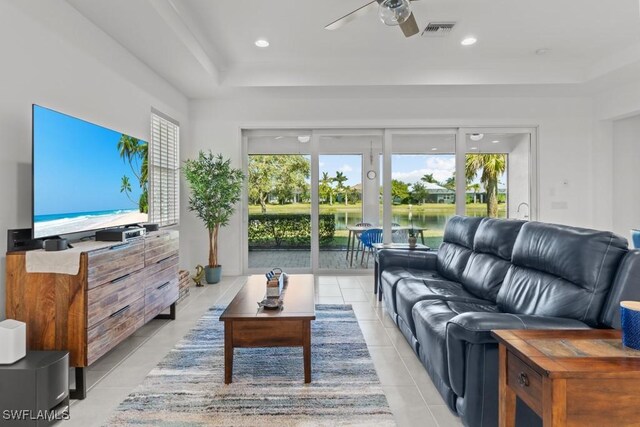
top-left (149, 109), bottom-right (179, 227)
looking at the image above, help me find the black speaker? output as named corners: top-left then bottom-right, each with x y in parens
top-left (0, 351), bottom-right (70, 426)
top-left (143, 223), bottom-right (159, 232)
top-left (43, 239), bottom-right (69, 252)
top-left (7, 229), bottom-right (43, 252)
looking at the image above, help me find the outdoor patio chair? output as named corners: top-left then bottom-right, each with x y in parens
top-left (360, 228), bottom-right (383, 267)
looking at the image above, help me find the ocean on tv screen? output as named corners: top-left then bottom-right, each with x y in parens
top-left (32, 105), bottom-right (149, 238)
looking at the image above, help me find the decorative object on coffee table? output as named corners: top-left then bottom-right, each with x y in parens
top-left (183, 151), bottom-right (244, 284)
top-left (493, 329), bottom-right (640, 427)
top-left (620, 300), bottom-right (640, 350)
top-left (220, 274), bottom-right (315, 384)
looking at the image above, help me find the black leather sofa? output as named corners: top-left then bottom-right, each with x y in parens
top-left (378, 216), bottom-right (640, 427)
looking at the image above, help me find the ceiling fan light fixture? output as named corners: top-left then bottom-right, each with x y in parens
top-left (378, 0), bottom-right (412, 27)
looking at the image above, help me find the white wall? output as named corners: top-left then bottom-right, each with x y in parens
top-left (612, 115), bottom-right (640, 238)
top-left (0, 1), bottom-right (188, 320)
top-left (186, 94), bottom-right (595, 276)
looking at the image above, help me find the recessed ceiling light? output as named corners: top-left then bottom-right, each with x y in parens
top-left (470, 147), bottom-right (478, 150)
top-left (469, 133), bottom-right (484, 141)
top-left (535, 48), bottom-right (549, 55)
top-left (255, 39), bottom-right (269, 48)
top-left (274, 136), bottom-right (283, 140)
top-left (431, 148), bottom-right (438, 151)
top-left (492, 140), bottom-right (500, 144)
top-left (297, 135), bottom-right (311, 143)
top-left (461, 36), bottom-right (477, 46)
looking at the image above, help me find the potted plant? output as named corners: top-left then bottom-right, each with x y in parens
top-left (183, 151), bottom-right (244, 284)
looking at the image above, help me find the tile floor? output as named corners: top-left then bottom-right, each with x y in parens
top-left (62, 275), bottom-right (462, 427)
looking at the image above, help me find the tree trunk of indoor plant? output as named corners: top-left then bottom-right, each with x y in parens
top-left (205, 224), bottom-right (222, 284)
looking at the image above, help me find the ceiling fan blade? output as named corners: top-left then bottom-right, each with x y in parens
top-left (399, 12), bottom-right (419, 37)
top-left (325, 1), bottom-right (377, 31)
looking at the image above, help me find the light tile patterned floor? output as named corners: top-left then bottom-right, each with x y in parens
top-left (64, 275), bottom-right (462, 427)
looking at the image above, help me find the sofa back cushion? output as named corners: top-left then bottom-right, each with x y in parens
top-left (436, 216), bottom-right (483, 282)
top-left (600, 250), bottom-right (640, 328)
top-left (461, 218), bottom-right (526, 302)
top-left (497, 221), bottom-right (628, 326)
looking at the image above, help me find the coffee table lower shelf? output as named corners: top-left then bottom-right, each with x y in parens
top-left (223, 318), bottom-right (312, 384)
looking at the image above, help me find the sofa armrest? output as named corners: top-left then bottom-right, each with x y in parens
top-left (447, 312), bottom-right (590, 345)
top-left (446, 312), bottom-right (590, 396)
top-left (377, 249), bottom-right (438, 273)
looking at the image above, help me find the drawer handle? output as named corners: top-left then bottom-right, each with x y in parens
top-left (157, 281), bottom-right (170, 290)
top-left (156, 255), bottom-right (174, 264)
top-left (517, 372), bottom-right (530, 387)
top-left (110, 305), bottom-right (130, 318)
top-left (109, 243), bottom-right (130, 251)
top-left (111, 273), bottom-right (131, 284)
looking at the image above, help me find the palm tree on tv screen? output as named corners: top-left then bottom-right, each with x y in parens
top-left (465, 154), bottom-right (506, 217)
top-left (117, 135), bottom-right (148, 213)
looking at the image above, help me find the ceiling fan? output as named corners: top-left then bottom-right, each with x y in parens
top-left (325, 0), bottom-right (420, 38)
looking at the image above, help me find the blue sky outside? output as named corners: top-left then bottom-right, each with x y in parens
top-left (319, 154), bottom-right (505, 188)
top-left (33, 105), bottom-right (145, 215)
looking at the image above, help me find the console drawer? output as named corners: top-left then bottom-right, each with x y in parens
top-left (507, 351), bottom-right (543, 414)
top-left (86, 297), bottom-right (145, 365)
top-left (86, 240), bottom-right (145, 289)
top-left (145, 230), bottom-right (179, 266)
top-left (145, 276), bottom-right (179, 323)
top-left (87, 269), bottom-right (145, 328)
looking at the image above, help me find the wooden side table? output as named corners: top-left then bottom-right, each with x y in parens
top-left (492, 329), bottom-right (640, 427)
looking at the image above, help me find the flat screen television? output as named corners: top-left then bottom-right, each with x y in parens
top-left (32, 105), bottom-right (149, 239)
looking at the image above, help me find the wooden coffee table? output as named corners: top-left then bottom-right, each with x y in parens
top-left (220, 274), bottom-right (316, 384)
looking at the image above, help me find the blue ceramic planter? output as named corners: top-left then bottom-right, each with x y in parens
top-left (205, 266), bottom-right (222, 284)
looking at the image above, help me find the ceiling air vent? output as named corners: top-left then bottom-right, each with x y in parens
top-left (421, 22), bottom-right (456, 37)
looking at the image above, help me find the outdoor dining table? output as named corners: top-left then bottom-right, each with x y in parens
top-left (345, 225), bottom-right (426, 267)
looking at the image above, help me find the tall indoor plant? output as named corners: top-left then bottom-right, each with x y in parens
top-left (184, 151), bottom-right (244, 284)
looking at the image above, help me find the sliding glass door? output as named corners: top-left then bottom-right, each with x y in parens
top-left (243, 127), bottom-right (536, 273)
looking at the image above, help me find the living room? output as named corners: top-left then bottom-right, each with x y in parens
top-left (1, 1), bottom-right (640, 426)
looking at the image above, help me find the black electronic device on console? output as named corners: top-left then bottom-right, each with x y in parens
top-left (7, 229), bottom-right (43, 252)
top-left (43, 239), bottom-right (69, 252)
top-left (95, 227), bottom-right (146, 242)
top-left (142, 223), bottom-right (159, 232)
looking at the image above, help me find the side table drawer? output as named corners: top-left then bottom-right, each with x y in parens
top-left (507, 351), bottom-right (543, 415)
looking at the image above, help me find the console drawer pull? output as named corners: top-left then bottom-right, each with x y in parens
top-left (109, 243), bottom-right (130, 251)
top-left (517, 372), bottom-right (530, 387)
top-left (111, 273), bottom-right (131, 284)
top-left (157, 281), bottom-right (170, 290)
top-left (110, 305), bottom-right (130, 318)
top-left (156, 255), bottom-right (174, 264)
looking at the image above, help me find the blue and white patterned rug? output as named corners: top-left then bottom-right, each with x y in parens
top-left (106, 305), bottom-right (395, 426)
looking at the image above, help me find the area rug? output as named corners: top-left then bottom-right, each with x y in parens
top-left (106, 305), bottom-right (395, 426)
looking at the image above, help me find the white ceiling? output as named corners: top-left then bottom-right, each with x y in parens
top-left (66, 0), bottom-right (640, 98)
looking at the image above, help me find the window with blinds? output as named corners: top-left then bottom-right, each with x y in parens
top-left (149, 109), bottom-right (179, 227)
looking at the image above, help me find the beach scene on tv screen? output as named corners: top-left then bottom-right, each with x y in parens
top-left (33, 106), bottom-right (148, 239)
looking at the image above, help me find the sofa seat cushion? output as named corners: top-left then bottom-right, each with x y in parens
top-left (380, 267), bottom-right (443, 314)
top-left (395, 277), bottom-right (494, 338)
top-left (412, 299), bottom-right (499, 392)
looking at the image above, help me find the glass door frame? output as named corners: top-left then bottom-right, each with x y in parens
top-left (458, 127), bottom-right (539, 221)
top-left (242, 126), bottom-right (538, 274)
